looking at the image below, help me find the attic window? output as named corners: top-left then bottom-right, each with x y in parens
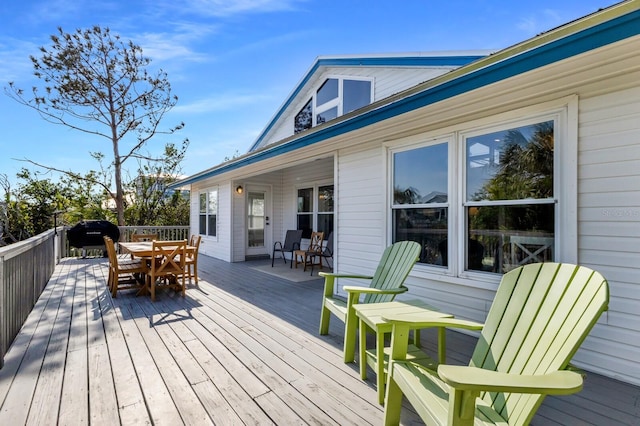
top-left (294, 77), bottom-right (372, 134)
top-left (317, 78), bottom-right (338, 106)
top-left (294, 99), bottom-right (312, 133)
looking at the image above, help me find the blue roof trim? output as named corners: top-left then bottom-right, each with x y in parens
top-left (247, 55), bottom-right (487, 151)
top-left (176, 8), bottom-right (640, 188)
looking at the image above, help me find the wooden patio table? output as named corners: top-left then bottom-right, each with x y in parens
top-left (119, 241), bottom-right (196, 296)
top-left (119, 241), bottom-right (195, 258)
top-left (354, 299), bottom-right (454, 404)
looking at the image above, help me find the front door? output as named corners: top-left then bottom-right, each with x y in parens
top-left (246, 185), bottom-right (271, 257)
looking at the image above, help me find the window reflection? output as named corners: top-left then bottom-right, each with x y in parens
top-left (297, 188), bottom-right (314, 238)
top-left (318, 185), bottom-right (334, 212)
top-left (466, 121), bottom-right (554, 201)
top-left (293, 78), bottom-right (372, 134)
top-left (294, 99), bottom-right (312, 134)
top-left (343, 80), bottom-right (371, 114)
top-left (464, 120), bottom-right (555, 273)
top-left (316, 78), bottom-right (338, 106)
top-left (467, 204), bottom-right (554, 273)
top-left (317, 107), bottom-right (337, 125)
top-left (393, 143), bottom-right (448, 205)
top-left (393, 208), bottom-right (448, 266)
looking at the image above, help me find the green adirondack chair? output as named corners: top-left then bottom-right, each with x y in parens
top-left (383, 262), bottom-right (609, 426)
top-left (319, 240), bottom-right (422, 363)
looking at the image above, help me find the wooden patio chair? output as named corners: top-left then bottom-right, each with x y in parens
top-left (103, 236), bottom-right (147, 298)
top-left (147, 240), bottom-right (187, 302)
top-left (308, 231), bottom-right (333, 275)
top-left (128, 233), bottom-right (158, 258)
top-left (185, 235), bottom-right (202, 284)
top-left (293, 231), bottom-right (324, 270)
top-left (271, 229), bottom-right (303, 267)
top-left (131, 233), bottom-right (158, 242)
top-left (383, 262), bottom-right (609, 426)
top-left (319, 240), bottom-right (421, 362)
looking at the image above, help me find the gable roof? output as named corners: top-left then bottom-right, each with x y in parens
top-left (172, 0), bottom-right (640, 189)
top-left (247, 52), bottom-right (491, 152)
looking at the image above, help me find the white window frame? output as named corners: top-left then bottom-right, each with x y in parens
top-left (390, 137), bottom-right (453, 271)
top-left (388, 97), bottom-right (577, 286)
top-left (198, 187), bottom-right (218, 238)
top-left (314, 76), bottom-right (373, 125)
top-left (294, 76), bottom-right (374, 132)
top-left (295, 181), bottom-right (334, 238)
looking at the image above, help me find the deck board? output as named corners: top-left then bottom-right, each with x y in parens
top-left (0, 255), bottom-right (638, 425)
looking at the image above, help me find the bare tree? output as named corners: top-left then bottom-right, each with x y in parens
top-left (5, 26), bottom-right (186, 225)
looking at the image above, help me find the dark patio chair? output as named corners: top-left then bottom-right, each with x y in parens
top-left (272, 229), bottom-right (303, 267)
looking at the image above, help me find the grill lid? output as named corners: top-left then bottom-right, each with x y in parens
top-left (67, 220), bottom-right (120, 248)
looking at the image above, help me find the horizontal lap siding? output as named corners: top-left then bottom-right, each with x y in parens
top-left (577, 85), bottom-right (640, 385)
top-left (191, 183), bottom-right (233, 262)
top-left (336, 145), bottom-right (386, 293)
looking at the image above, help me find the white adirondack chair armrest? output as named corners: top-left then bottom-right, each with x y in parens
top-left (437, 365), bottom-right (584, 395)
top-left (383, 314), bottom-right (484, 331)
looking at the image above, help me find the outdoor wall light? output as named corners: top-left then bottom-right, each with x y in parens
top-left (235, 185), bottom-right (244, 194)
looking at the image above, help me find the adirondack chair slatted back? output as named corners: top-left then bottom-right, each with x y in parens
top-left (363, 241), bottom-right (422, 304)
top-left (471, 262), bottom-right (609, 425)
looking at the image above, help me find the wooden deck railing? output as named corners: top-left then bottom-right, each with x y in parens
top-left (117, 225), bottom-right (190, 244)
top-left (0, 228), bottom-right (63, 368)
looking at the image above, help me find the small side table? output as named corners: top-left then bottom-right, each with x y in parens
top-left (354, 299), bottom-right (453, 404)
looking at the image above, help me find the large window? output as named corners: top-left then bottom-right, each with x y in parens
top-left (294, 77), bottom-right (372, 134)
top-left (391, 114), bottom-right (558, 275)
top-left (392, 142), bottom-right (449, 266)
top-left (297, 185), bottom-right (334, 238)
top-left (199, 188), bottom-right (218, 237)
top-left (464, 120), bottom-right (555, 273)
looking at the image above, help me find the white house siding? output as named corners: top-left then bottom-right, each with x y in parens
top-left (335, 142), bottom-right (388, 294)
top-left (575, 85), bottom-right (640, 384)
top-left (191, 182), bottom-right (232, 262)
top-left (231, 183), bottom-right (245, 262)
top-left (264, 66), bottom-right (457, 147)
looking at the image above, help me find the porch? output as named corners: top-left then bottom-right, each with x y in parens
top-left (0, 255), bottom-right (638, 425)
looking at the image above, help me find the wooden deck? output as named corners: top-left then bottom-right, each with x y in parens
top-left (0, 255), bottom-right (638, 425)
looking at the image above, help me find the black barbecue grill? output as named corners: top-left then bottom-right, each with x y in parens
top-left (67, 220), bottom-right (120, 255)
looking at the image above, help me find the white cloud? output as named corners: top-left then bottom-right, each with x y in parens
top-left (180, 0), bottom-right (308, 17)
top-left (173, 91), bottom-right (272, 114)
top-left (0, 38), bottom-right (40, 82)
top-left (135, 29), bottom-right (213, 63)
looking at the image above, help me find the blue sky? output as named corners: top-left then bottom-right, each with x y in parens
top-left (0, 0), bottom-right (620, 189)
